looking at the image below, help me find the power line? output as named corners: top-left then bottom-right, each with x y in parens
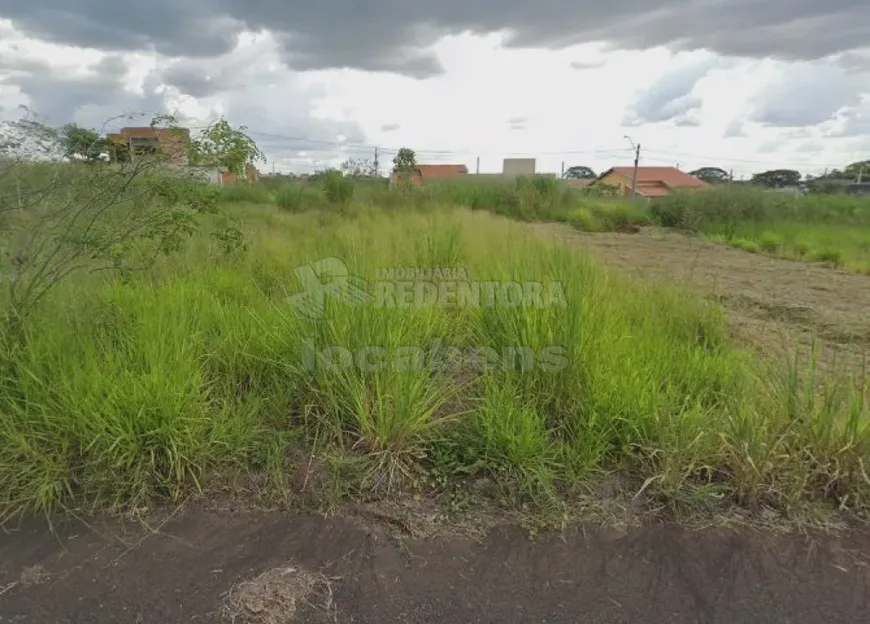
top-left (234, 127), bottom-right (863, 175)
top-left (642, 148), bottom-right (847, 169)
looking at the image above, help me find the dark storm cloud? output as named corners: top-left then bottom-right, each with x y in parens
top-left (0, 3), bottom-right (239, 57)
top-left (3, 54), bottom-right (166, 127)
top-left (2, 1), bottom-right (869, 78)
top-left (0, 51), bottom-right (367, 173)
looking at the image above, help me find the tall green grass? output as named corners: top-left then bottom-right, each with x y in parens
top-left (652, 187), bottom-right (870, 271)
top-left (1, 205), bottom-right (868, 521)
top-left (238, 175), bottom-right (649, 232)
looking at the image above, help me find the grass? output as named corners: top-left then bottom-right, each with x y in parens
top-left (223, 175), bottom-right (650, 233)
top-left (652, 187), bottom-right (870, 271)
top-left (1, 197), bottom-right (869, 523)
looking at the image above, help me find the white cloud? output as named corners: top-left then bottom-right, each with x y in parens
top-left (1, 15), bottom-right (869, 178)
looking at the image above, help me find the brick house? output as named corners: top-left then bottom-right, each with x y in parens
top-left (391, 164), bottom-right (468, 185)
top-left (107, 127), bottom-right (191, 164)
top-left (220, 164), bottom-right (261, 185)
top-left (595, 166), bottom-right (708, 198)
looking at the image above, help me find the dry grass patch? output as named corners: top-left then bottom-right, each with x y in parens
top-left (223, 564), bottom-right (336, 624)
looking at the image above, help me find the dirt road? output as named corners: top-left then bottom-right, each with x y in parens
top-left (2, 511), bottom-right (869, 624)
top-left (534, 225), bottom-right (870, 373)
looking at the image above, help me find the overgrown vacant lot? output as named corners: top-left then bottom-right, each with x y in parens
top-left (2, 201), bottom-right (869, 524)
top-left (540, 225), bottom-right (870, 374)
top-left (651, 187), bottom-right (870, 273)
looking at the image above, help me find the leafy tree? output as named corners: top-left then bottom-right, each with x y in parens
top-left (563, 165), bottom-right (597, 180)
top-left (58, 123), bottom-right (108, 163)
top-left (750, 169), bottom-right (801, 188)
top-left (844, 160), bottom-right (870, 180)
top-left (689, 167), bottom-right (730, 185)
top-left (188, 119), bottom-right (265, 181)
top-left (392, 147), bottom-right (417, 173)
top-left (340, 157), bottom-right (378, 178)
top-left (0, 114), bottom-right (222, 332)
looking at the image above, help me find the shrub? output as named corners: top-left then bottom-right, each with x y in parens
top-left (813, 248), bottom-right (843, 266)
top-left (650, 193), bottom-right (699, 230)
top-left (731, 238), bottom-right (760, 253)
top-left (569, 207), bottom-right (599, 231)
top-left (218, 183), bottom-right (272, 204)
top-left (275, 184), bottom-right (324, 212)
top-left (759, 231), bottom-right (784, 253)
top-left (792, 241), bottom-right (811, 258)
top-left (275, 185), bottom-right (305, 212)
top-left (320, 169), bottom-right (354, 204)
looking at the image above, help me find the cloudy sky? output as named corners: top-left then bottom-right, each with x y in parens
top-left (0, 1), bottom-right (868, 177)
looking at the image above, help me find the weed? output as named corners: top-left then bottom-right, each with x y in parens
top-left (1, 175), bottom-right (869, 524)
top-left (731, 238), bottom-right (761, 253)
top-left (320, 170), bottom-right (354, 204)
top-left (759, 231), bottom-right (783, 253)
top-left (813, 248), bottom-right (843, 266)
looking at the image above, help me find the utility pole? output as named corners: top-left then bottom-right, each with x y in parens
top-left (729, 169), bottom-right (734, 185)
top-left (373, 147), bottom-right (379, 176)
top-left (476, 156), bottom-right (480, 175)
top-left (561, 161), bottom-right (565, 179)
top-left (624, 135), bottom-right (641, 199)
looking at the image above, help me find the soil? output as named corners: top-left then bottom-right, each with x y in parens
top-left (2, 510), bottom-right (870, 624)
top-left (534, 225), bottom-right (870, 374)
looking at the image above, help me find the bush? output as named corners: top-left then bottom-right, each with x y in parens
top-left (731, 238), bottom-right (760, 253)
top-left (218, 183), bottom-right (272, 204)
top-left (759, 231), bottom-right (783, 253)
top-left (275, 184), bottom-right (324, 212)
top-left (813, 248), bottom-right (843, 266)
top-left (320, 169), bottom-right (354, 204)
top-left (650, 193), bottom-right (699, 230)
top-left (275, 185), bottom-right (305, 211)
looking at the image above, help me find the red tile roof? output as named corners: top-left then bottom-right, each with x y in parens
top-left (601, 167), bottom-right (707, 189)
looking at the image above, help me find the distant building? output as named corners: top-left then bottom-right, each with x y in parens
top-left (107, 127), bottom-right (191, 165)
top-left (595, 166), bottom-right (708, 198)
top-left (220, 163), bottom-right (260, 185)
top-left (391, 164), bottom-right (468, 185)
top-left (502, 158), bottom-right (536, 177)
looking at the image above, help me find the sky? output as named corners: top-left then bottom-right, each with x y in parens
top-left (0, 1), bottom-right (868, 178)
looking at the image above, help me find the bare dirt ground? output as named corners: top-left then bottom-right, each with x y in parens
top-left (2, 510), bottom-right (870, 624)
top-left (534, 225), bottom-right (870, 374)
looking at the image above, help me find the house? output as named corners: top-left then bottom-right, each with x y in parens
top-left (391, 164), bottom-right (468, 185)
top-left (219, 163), bottom-right (260, 185)
top-left (595, 166), bottom-right (708, 198)
top-left (563, 179), bottom-right (594, 189)
top-left (107, 127), bottom-right (191, 165)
